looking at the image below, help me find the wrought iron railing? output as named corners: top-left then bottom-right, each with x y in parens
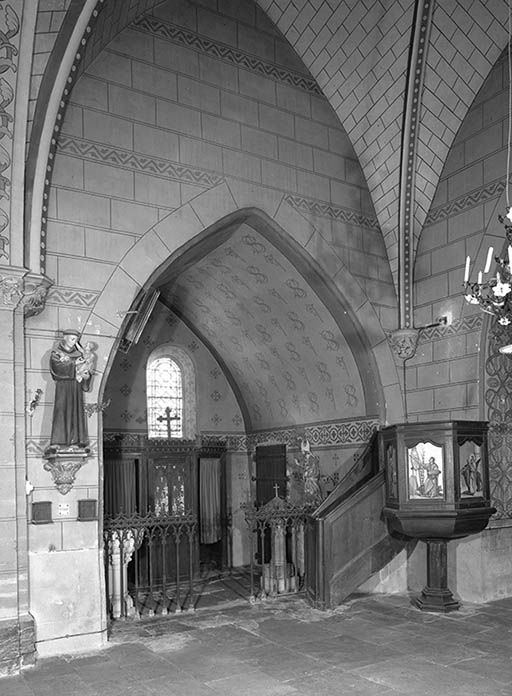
top-left (243, 498), bottom-right (312, 601)
top-left (103, 510), bottom-right (198, 619)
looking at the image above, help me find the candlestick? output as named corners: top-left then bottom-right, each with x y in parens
top-left (484, 247), bottom-right (494, 273)
top-left (464, 255), bottom-right (470, 282)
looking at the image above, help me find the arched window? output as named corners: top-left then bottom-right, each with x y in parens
top-left (147, 357), bottom-right (183, 438)
top-left (146, 346), bottom-right (197, 439)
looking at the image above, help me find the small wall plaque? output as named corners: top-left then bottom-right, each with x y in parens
top-left (32, 501), bottom-right (52, 524)
top-left (78, 499), bottom-right (97, 521)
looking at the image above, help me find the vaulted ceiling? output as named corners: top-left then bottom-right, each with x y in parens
top-left (41, 0), bottom-right (510, 286)
top-left (30, 0), bottom-right (512, 429)
top-left (157, 221), bottom-right (377, 430)
top-left (257, 0), bottom-right (509, 282)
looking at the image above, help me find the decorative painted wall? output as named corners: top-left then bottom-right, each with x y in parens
top-left (414, 50), bottom-right (512, 525)
top-left (103, 301), bottom-right (245, 435)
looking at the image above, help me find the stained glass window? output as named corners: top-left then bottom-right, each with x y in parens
top-left (147, 357), bottom-right (183, 438)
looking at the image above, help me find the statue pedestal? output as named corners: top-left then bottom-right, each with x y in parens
top-left (43, 446), bottom-right (90, 494)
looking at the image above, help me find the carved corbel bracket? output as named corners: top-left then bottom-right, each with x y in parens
top-left (0, 265), bottom-right (26, 307)
top-left (22, 272), bottom-right (53, 318)
top-left (0, 267), bottom-right (53, 315)
top-left (388, 328), bottom-right (420, 360)
top-left (43, 446), bottom-right (90, 495)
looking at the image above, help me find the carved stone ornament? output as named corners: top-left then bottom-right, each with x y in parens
top-left (84, 398), bottom-right (111, 417)
top-left (0, 270), bottom-right (23, 305)
top-left (0, 267), bottom-right (52, 314)
top-left (43, 446), bottom-right (90, 495)
top-left (388, 328), bottom-right (420, 360)
top-left (22, 273), bottom-right (53, 318)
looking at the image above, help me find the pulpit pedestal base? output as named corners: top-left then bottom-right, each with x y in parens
top-left (414, 539), bottom-right (460, 613)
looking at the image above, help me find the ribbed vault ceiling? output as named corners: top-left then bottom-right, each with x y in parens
top-left (256, 0), bottom-right (510, 281)
top-left (64, 0), bottom-right (511, 290)
top-left (157, 221), bottom-right (372, 431)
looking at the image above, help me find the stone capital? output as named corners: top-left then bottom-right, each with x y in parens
top-left (0, 266), bottom-right (53, 315)
top-left (22, 272), bottom-right (53, 318)
top-left (0, 265), bottom-right (26, 308)
top-left (388, 328), bottom-right (420, 360)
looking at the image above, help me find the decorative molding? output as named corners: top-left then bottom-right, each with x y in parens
top-left (0, 0), bottom-right (21, 264)
top-left (284, 194), bottom-right (380, 230)
top-left (36, 0), bottom-right (109, 275)
top-left (388, 328), bottom-right (419, 360)
top-left (418, 315), bottom-right (483, 343)
top-left (425, 180), bottom-right (505, 226)
top-left (0, 270), bottom-right (22, 305)
top-left (43, 447), bottom-right (90, 495)
top-left (202, 418), bottom-right (380, 452)
top-left (398, 0), bottom-right (434, 329)
top-left (133, 14), bottom-right (322, 96)
top-left (45, 286), bottom-right (99, 308)
top-left (26, 437), bottom-right (98, 458)
top-left (103, 419), bottom-right (380, 454)
top-left (84, 399), bottom-right (111, 417)
top-left (57, 135), bottom-right (224, 188)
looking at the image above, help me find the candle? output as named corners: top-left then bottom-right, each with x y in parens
top-left (484, 247), bottom-right (494, 273)
top-left (478, 271), bottom-right (483, 285)
top-left (464, 255), bottom-right (470, 282)
top-left (508, 245), bottom-right (512, 269)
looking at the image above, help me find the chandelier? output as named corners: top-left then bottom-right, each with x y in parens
top-left (463, 1), bottom-right (512, 353)
top-left (463, 215), bottom-right (512, 328)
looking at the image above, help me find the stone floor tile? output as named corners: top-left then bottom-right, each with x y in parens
top-left (2, 591), bottom-right (512, 696)
top-left (286, 670), bottom-right (398, 695)
top-left (352, 655), bottom-right (502, 696)
top-left (167, 650), bottom-right (250, 681)
top-left (448, 655), bottom-right (512, 685)
top-left (240, 642), bottom-right (327, 680)
top-left (144, 674), bottom-right (217, 696)
top-left (0, 675), bottom-right (36, 696)
top-left (205, 669), bottom-right (298, 695)
top-left (251, 616), bottom-right (335, 645)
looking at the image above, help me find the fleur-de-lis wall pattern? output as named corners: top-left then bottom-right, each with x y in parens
top-left (163, 224), bottom-right (364, 429)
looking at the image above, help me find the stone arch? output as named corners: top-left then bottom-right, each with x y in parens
top-left (84, 181), bottom-right (403, 431)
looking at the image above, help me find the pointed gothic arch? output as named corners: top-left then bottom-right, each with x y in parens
top-left (90, 183), bottom-right (403, 435)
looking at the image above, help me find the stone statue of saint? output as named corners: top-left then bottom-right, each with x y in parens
top-left (294, 438), bottom-right (322, 507)
top-left (48, 329), bottom-right (94, 451)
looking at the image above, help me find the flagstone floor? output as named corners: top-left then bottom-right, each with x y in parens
top-left (3, 589), bottom-right (512, 695)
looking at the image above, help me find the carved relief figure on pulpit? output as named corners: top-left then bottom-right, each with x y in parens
top-left (48, 329), bottom-right (94, 451)
top-left (407, 442), bottom-right (444, 500)
top-left (461, 452), bottom-right (482, 496)
top-left (385, 443), bottom-right (399, 500)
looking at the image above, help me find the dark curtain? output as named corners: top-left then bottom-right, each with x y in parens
top-left (104, 458), bottom-right (136, 515)
top-left (199, 457), bottom-right (221, 543)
